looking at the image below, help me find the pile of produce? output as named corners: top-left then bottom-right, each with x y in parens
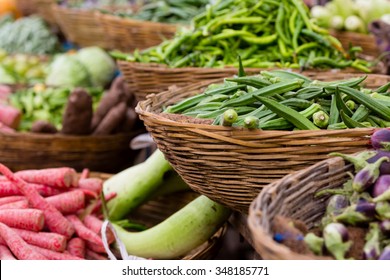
top-left (107, 0), bottom-right (209, 24)
top-left (0, 50), bottom-right (48, 85)
top-left (45, 47), bottom-right (117, 88)
top-left (114, 0), bottom-right (371, 71)
top-left (3, 76), bottom-right (139, 135)
top-left (164, 69), bottom-right (390, 130)
top-left (0, 14), bottom-right (59, 55)
top-left (311, 0), bottom-right (390, 33)
top-left (272, 130), bottom-right (390, 260)
top-left (0, 164), bottom-right (112, 260)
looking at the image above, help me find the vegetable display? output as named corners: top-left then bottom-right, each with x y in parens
top-left (7, 76), bottom-right (139, 135)
top-left (0, 164), bottom-right (112, 260)
top-left (164, 69), bottom-right (390, 130)
top-left (114, 0), bottom-right (370, 71)
top-left (0, 15), bottom-right (58, 55)
top-left (311, 0), bottom-right (390, 33)
top-left (107, 0), bottom-right (209, 24)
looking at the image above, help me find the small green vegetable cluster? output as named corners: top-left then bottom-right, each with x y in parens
top-left (108, 0), bottom-right (209, 24)
top-left (165, 68), bottom-right (390, 131)
top-left (114, 0), bottom-right (370, 71)
top-left (8, 86), bottom-right (103, 131)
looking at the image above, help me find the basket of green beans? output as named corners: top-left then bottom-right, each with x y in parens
top-left (114, 0), bottom-right (377, 100)
top-left (135, 70), bottom-right (390, 213)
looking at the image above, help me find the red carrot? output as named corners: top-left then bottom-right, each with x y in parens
top-left (83, 214), bottom-right (114, 244)
top-left (46, 190), bottom-right (85, 214)
top-left (30, 245), bottom-right (84, 260)
top-left (78, 178), bottom-right (103, 194)
top-left (13, 229), bottom-right (67, 252)
top-left (0, 222), bottom-right (47, 260)
top-left (0, 164), bottom-right (75, 238)
top-left (78, 188), bottom-right (98, 199)
top-left (92, 192), bottom-right (117, 214)
top-left (86, 241), bottom-right (106, 254)
top-left (0, 209), bottom-right (44, 231)
top-left (85, 249), bottom-right (108, 260)
top-left (15, 167), bottom-right (79, 188)
top-left (0, 122), bottom-right (15, 133)
top-left (80, 169), bottom-right (90, 180)
top-left (0, 244), bottom-right (16, 260)
top-left (66, 215), bottom-right (103, 246)
top-left (0, 181), bottom-right (62, 197)
top-left (0, 196), bottom-right (25, 206)
top-left (0, 199), bottom-right (29, 209)
top-left (0, 105), bottom-right (21, 129)
top-left (67, 237), bottom-right (85, 259)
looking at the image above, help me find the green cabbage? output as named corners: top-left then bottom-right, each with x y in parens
top-left (75, 47), bottom-right (116, 87)
top-left (45, 54), bottom-right (91, 87)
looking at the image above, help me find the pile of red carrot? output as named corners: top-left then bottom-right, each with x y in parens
top-left (0, 164), bottom-right (116, 260)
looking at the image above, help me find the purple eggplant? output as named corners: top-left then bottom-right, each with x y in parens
top-left (336, 205), bottom-right (372, 226)
top-left (373, 188), bottom-right (390, 203)
top-left (375, 202), bottom-right (390, 220)
top-left (323, 223), bottom-right (352, 260)
top-left (304, 233), bottom-right (324, 256)
top-left (356, 201), bottom-right (377, 218)
top-left (363, 223), bottom-right (382, 260)
top-left (353, 157), bottom-right (389, 193)
top-left (373, 175), bottom-right (390, 198)
top-left (326, 195), bottom-right (349, 215)
top-left (367, 150), bottom-right (390, 175)
top-left (380, 220), bottom-right (390, 234)
top-left (379, 246), bottom-right (390, 260)
top-left (371, 129), bottom-right (390, 150)
top-left (329, 151), bottom-right (376, 172)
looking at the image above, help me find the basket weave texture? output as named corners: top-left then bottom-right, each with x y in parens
top-left (0, 130), bottom-right (143, 173)
top-left (52, 5), bottom-right (111, 49)
top-left (99, 13), bottom-right (178, 53)
top-left (34, 0), bottom-right (57, 25)
top-left (247, 156), bottom-right (352, 259)
top-left (136, 73), bottom-right (390, 213)
top-left (331, 30), bottom-right (381, 58)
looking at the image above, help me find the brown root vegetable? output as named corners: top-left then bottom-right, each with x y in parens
top-left (91, 76), bottom-right (131, 131)
top-left (115, 107), bottom-right (138, 133)
top-left (0, 105), bottom-right (21, 129)
top-left (92, 102), bottom-right (127, 135)
top-left (31, 120), bottom-right (58, 134)
top-left (61, 88), bottom-right (92, 135)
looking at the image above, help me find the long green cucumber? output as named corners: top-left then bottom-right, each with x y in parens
top-left (103, 150), bottom-right (173, 221)
top-left (112, 195), bottom-right (231, 259)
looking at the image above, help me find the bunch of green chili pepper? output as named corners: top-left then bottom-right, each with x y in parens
top-left (113, 0), bottom-right (372, 72)
top-left (164, 63), bottom-right (390, 130)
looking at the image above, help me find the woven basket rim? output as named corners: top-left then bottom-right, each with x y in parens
top-left (98, 12), bottom-right (180, 28)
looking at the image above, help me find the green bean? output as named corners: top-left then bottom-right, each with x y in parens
top-left (225, 76), bottom-right (271, 89)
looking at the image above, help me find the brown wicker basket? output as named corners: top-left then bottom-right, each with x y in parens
top-left (331, 30), bottom-right (381, 58)
top-left (35, 0), bottom-right (57, 26)
top-left (0, 130), bottom-right (144, 173)
top-left (15, 0), bottom-right (38, 16)
top-left (52, 5), bottom-right (112, 49)
top-left (135, 73), bottom-right (390, 213)
top-left (99, 13), bottom-right (178, 52)
top-left (247, 155), bottom-right (354, 259)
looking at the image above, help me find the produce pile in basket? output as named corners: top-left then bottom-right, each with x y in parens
top-left (103, 0), bottom-right (209, 24)
top-left (164, 68), bottom-right (390, 131)
top-left (269, 130), bottom-right (390, 260)
top-left (114, 0), bottom-right (372, 71)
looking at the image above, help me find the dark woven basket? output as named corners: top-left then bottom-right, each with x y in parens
top-left (248, 156), bottom-right (353, 259)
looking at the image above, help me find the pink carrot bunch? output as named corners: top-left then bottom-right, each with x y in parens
top-left (0, 163), bottom-right (112, 260)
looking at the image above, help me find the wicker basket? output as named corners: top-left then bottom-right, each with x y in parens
top-left (35, 0), bottom-right (57, 26)
top-left (99, 13), bottom-right (178, 52)
top-left (135, 73), bottom-right (390, 213)
top-left (0, 130), bottom-right (144, 173)
top-left (52, 5), bottom-right (111, 49)
top-left (247, 156), bottom-right (353, 259)
top-left (15, 0), bottom-right (38, 16)
top-left (331, 30), bottom-right (381, 58)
